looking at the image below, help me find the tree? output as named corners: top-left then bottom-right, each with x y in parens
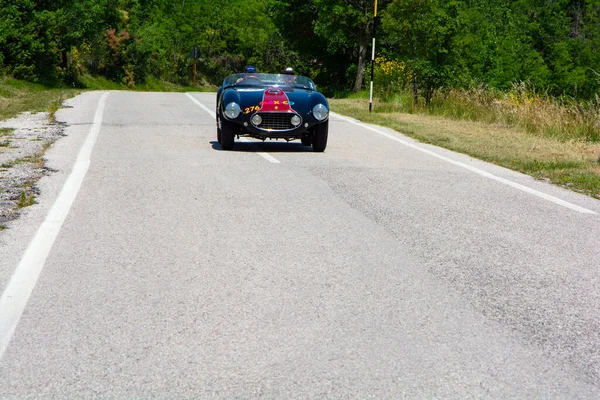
top-left (133, 0), bottom-right (290, 84)
top-left (383, 0), bottom-right (458, 103)
top-left (311, 0), bottom-right (392, 92)
top-left (2, 0), bottom-right (599, 99)
top-left (0, 0), bottom-right (59, 81)
top-left (0, 0), bottom-right (121, 82)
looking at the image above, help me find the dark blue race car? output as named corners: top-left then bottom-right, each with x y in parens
top-left (216, 73), bottom-right (329, 152)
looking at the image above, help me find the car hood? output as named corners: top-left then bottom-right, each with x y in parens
top-left (223, 87), bottom-right (328, 115)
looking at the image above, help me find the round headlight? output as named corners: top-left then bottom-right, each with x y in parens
top-left (224, 102), bottom-right (241, 119)
top-left (251, 113), bottom-right (262, 126)
top-left (312, 104), bottom-right (329, 121)
top-left (291, 115), bottom-right (301, 126)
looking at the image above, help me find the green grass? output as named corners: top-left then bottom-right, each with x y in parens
top-left (0, 77), bottom-right (82, 121)
top-left (0, 129), bottom-right (11, 147)
top-left (0, 75), bottom-right (215, 122)
top-left (16, 190), bottom-right (35, 208)
top-left (78, 74), bottom-right (215, 93)
top-left (0, 128), bottom-right (14, 137)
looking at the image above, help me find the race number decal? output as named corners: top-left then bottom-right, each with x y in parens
top-left (244, 105), bottom-right (260, 114)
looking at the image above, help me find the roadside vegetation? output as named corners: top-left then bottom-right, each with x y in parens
top-left (77, 75), bottom-right (214, 93)
top-left (0, 77), bottom-right (80, 121)
top-left (0, 128), bottom-right (13, 147)
top-left (0, 76), bottom-right (212, 122)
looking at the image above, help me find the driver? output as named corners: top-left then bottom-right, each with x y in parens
top-left (236, 65), bottom-right (258, 83)
top-left (282, 67), bottom-right (295, 86)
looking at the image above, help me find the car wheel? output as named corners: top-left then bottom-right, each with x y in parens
top-left (220, 119), bottom-right (235, 150)
top-left (301, 133), bottom-right (312, 146)
top-left (312, 122), bottom-right (328, 152)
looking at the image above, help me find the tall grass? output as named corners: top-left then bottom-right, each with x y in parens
top-left (374, 83), bottom-right (600, 143)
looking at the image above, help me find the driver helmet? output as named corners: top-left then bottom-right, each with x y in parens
top-left (283, 67), bottom-right (294, 75)
top-left (244, 65), bottom-right (257, 73)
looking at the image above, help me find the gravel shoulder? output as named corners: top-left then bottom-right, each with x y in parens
top-left (0, 112), bottom-right (65, 228)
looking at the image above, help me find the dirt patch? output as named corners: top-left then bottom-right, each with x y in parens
top-left (0, 112), bottom-right (65, 227)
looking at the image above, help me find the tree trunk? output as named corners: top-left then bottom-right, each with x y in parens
top-left (412, 72), bottom-right (418, 104)
top-left (353, 26), bottom-right (369, 92)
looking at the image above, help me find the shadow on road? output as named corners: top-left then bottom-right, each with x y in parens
top-left (209, 140), bottom-right (314, 153)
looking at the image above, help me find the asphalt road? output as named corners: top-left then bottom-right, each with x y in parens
top-left (1, 91), bottom-right (599, 398)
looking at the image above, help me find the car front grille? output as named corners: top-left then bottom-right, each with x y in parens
top-left (254, 113), bottom-right (300, 131)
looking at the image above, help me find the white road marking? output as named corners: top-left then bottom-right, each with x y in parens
top-left (0, 92), bottom-right (110, 361)
top-left (331, 112), bottom-right (597, 215)
top-left (239, 138), bottom-right (281, 163)
top-left (186, 93), bottom-right (281, 164)
top-left (185, 93), bottom-right (215, 119)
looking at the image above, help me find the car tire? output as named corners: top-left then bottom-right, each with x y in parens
top-left (312, 122), bottom-right (328, 152)
top-left (301, 133), bottom-right (312, 146)
top-left (220, 119), bottom-right (235, 150)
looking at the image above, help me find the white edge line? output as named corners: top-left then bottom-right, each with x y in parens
top-left (0, 92), bottom-right (110, 360)
top-left (185, 93), bottom-right (215, 119)
top-left (331, 112), bottom-right (597, 215)
top-left (185, 93), bottom-right (281, 164)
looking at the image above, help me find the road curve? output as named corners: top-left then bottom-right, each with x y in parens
top-left (0, 91), bottom-right (599, 398)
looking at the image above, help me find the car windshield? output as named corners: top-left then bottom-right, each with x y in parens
top-left (223, 73), bottom-right (317, 91)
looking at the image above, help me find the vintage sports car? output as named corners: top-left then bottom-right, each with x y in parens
top-left (216, 73), bottom-right (329, 152)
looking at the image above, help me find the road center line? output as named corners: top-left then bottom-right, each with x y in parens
top-left (239, 138), bottom-right (281, 163)
top-left (331, 112), bottom-right (596, 215)
top-left (185, 93), bottom-right (281, 164)
top-left (0, 92), bottom-right (110, 361)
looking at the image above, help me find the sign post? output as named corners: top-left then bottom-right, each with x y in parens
top-left (189, 46), bottom-right (200, 86)
top-left (369, 1), bottom-right (379, 113)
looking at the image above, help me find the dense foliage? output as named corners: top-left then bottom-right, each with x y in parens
top-left (1, 0), bottom-right (599, 100)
